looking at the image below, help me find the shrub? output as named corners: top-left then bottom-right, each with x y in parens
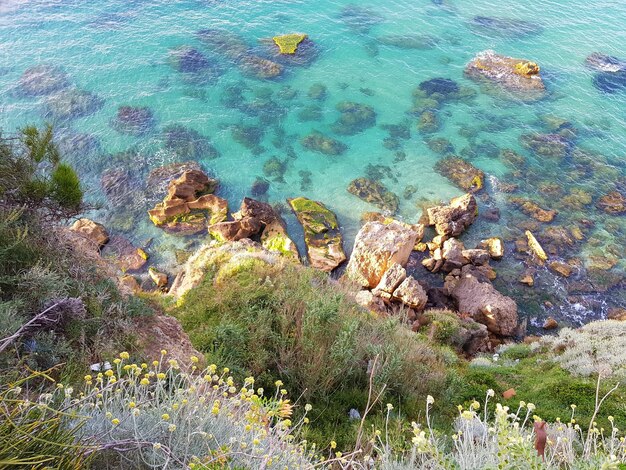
top-left (172, 244), bottom-right (452, 448)
top-left (68, 352), bottom-right (315, 468)
top-left (541, 320), bottom-right (626, 379)
top-left (0, 125), bottom-right (82, 215)
top-left (0, 371), bottom-right (92, 468)
top-left (367, 392), bottom-right (626, 469)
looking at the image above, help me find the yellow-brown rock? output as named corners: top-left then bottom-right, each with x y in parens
top-left (345, 221), bottom-right (420, 288)
top-left (525, 230), bottom-right (548, 261)
top-left (70, 218), bottom-right (109, 249)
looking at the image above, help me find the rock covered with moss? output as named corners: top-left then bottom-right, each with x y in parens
top-left (272, 33), bottom-right (308, 54)
top-left (465, 50), bottom-right (545, 99)
top-left (288, 197), bottom-right (346, 271)
top-left (169, 239), bottom-right (281, 298)
top-left (148, 169), bottom-right (226, 235)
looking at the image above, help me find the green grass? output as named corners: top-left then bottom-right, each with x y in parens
top-left (452, 346), bottom-right (626, 431)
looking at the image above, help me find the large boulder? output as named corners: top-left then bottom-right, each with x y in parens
top-left (465, 50), bottom-right (545, 99)
top-left (427, 193), bottom-right (477, 237)
top-left (346, 221), bottom-right (420, 288)
top-left (391, 277), bottom-right (428, 311)
top-left (444, 273), bottom-right (518, 336)
top-left (148, 169), bottom-right (227, 235)
top-left (288, 197), bottom-right (346, 272)
top-left (70, 218), bottom-right (109, 249)
top-left (372, 263), bottom-right (407, 300)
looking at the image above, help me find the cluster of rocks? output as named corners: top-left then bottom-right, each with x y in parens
top-left (196, 29), bottom-right (318, 80)
top-left (148, 169), bottom-right (226, 235)
top-left (346, 192), bottom-right (519, 351)
top-left (68, 218), bottom-right (161, 291)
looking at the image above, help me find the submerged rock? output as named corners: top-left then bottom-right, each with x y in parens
top-left (586, 53), bottom-right (626, 95)
top-left (288, 197), bottom-right (346, 271)
top-left (231, 124), bottom-right (264, 152)
top-left (332, 101), bottom-right (376, 135)
top-left (169, 46), bottom-right (212, 73)
top-left (468, 16), bottom-right (543, 38)
top-left (44, 88), bottom-right (104, 120)
top-left (339, 4), bottom-right (384, 34)
top-left (520, 133), bottom-right (571, 160)
top-left (301, 131), bottom-right (347, 155)
top-left (196, 28), bottom-right (249, 60)
top-left (162, 124), bottom-right (220, 160)
top-left (345, 221), bottom-right (421, 288)
top-left (307, 83), bottom-right (327, 101)
top-left (419, 77), bottom-right (460, 97)
top-left (417, 110), bottom-right (440, 134)
top-left (585, 52), bottom-right (626, 73)
top-left (597, 191), bottom-right (626, 215)
top-left (238, 55), bottom-right (283, 80)
top-left (509, 197), bottom-right (557, 223)
top-left (435, 156), bottom-right (484, 193)
top-left (465, 50), bottom-right (545, 99)
top-left (263, 156), bottom-right (288, 182)
top-left (18, 65), bottom-right (70, 96)
top-left (112, 105), bottom-right (155, 136)
top-left (347, 177), bottom-right (399, 213)
top-left (377, 34), bottom-right (438, 49)
top-left (427, 193), bottom-right (478, 237)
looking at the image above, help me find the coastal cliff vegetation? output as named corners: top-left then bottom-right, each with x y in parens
top-left (1, 128), bottom-right (625, 468)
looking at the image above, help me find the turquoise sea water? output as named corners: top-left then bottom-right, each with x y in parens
top-left (0, 0), bottom-right (624, 329)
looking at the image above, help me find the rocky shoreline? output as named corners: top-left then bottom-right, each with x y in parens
top-left (70, 163), bottom-right (589, 356)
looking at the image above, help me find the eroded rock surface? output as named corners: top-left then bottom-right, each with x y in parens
top-left (346, 221), bottom-right (420, 288)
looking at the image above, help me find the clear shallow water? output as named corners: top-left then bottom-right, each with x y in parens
top-left (0, 0), bottom-right (624, 329)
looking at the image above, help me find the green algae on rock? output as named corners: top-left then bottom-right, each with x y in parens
top-left (272, 34), bottom-right (308, 54)
top-left (509, 197), bottom-right (557, 223)
top-left (300, 131), bottom-right (347, 155)
top-left (465, 50), bottom-right (545, 100)
top-left (434, 156), bottom-right (485, 193)
top-left (347, 177), bottom-right (399, 213)
top-left (332, 101), bottom-right (377, 135)
top-left (288, 197), bottom-right (346, 271)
